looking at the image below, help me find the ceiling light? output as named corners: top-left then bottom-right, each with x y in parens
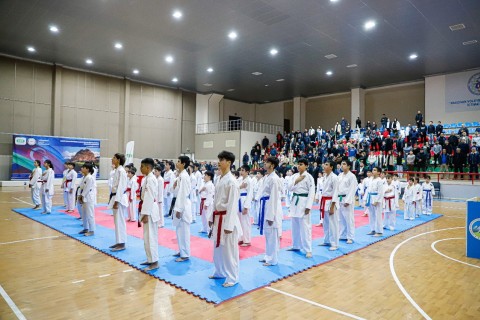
top-left (326, 71), bottom-right (333, 76)
top-left (325, 54), bottom-right (337, 59)
top-left (207, 67), bottom-right (214, 73)
top-left (27, 46), bottom-right (36, 53)
top-left (172, 10), bottom-right (183, 19)
top-left (409, 53), bottom-right (418, 60)
top-left (463, 40), bottom-right (477, 45)
top-left (449, 23), bottom-right (466, 31)
top-left (346, 64), bottom-right (358, 68)
top-left (203, 83), bottom-right (212, 87)
top-left (172, 77), bottom-right (178, 83)
top-left (49, 25), bottom-right (59, 33)
top-left (265, 84), bottom-right (269, 87)
top-left (251, 72), bottom-right (263, 76)
top-left (85, 59), bottom-right (93, 65)
top-left (270, 48), bottom-right (278, 56)
top-left (364, 20), bottom-right (376, 30)
top-left (227, 88), bottom-right (235, 92)
top-left (114, 42), bottom-right (123, 50)
top-left (228, 31), bottom-right (238, 40)
top-left (165, 55), bottom-right (174, 63)
top-left (132, 69), bottom-right (139, 75)
top-left (276, 78), bottom-right (285, 82)
top-left (330, 0), bottom-right (339, 2)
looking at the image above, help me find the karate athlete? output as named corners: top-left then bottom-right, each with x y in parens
top-left (315, 173), bottom-right (325, 226)
top-left (126, 167), bottom-right (138, 222)
top-left (413, 177), bottom-right (422, 217)
top-left (153, 165), bottom-right (164, 227)
top-left (392, 174), bottom-right (401, 210)
top-left (366, 167), bottom-right (385, 237)
top-left (287, 158), bottom-right (315, 257)
top-left (253, 170), bottom-right (266, 225)
top-left (163, 161), bottom-right (175, 217)
top-left (357, 178), bottom-right (365, 209)
top-left (422, 175), bottom-right (435, 215)
top-left (383, 174), bottom-right (397, 231)
top-left (193, 163), bottom-right (203, 216)
top-left (78, 162), bottom-right (96, 236)
top-left (258, 157), bottom-right (283, 266)
top-left (284, 169), bottom-right (293, 208)
top-left (209, 151), bottom-right (241, 287)
top-left (238, 165), bottom-right (254, 247)
top-left (40, 160), bottom-right (55, 215)
top-left (61, 163), bottom-right (68, 207)
top-left (76, 170), bottom-right (85, 222)
top-left (334, 160), bottom-right (358, 244)
top-left (362, 171), bottom-right (372, 217)
top-left (29, 159), bottom-right (42, 209)
top-left (402, 178), bottom-right (416, 220)
top-left (172, 156), bottom-right (192, 262)
top-left (108, 153), bottom-right (128, 252)
top-left (64, 162), bottom-right (77, 213)
top-left (318, 161), bottom-right (339, 250)
top-left (188, 165), bottom-right (197, 224)
top-left (199, 171), bottom-right (215, 234)
top-left (139, 158), bottom-right (160, 271)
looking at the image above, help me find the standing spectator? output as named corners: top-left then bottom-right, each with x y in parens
top-left (380, 114), bottom-right (388, 130)
top-left (439, 149), bottom-right (451, 179)
top-left (242, 152), bottom-right (249, 166)
top-left (432, 141), bottom-right (442, 168)
top-left (396, 151), bottom-right (404, 178)
top-left (262, 136), bottom-right (269, 149)
top-left (452, 148), bottom-right (466, 180)
top-left (427, 121), bottom-right (436, 142)
top-left (276, 131), bottom-right (283, 147)
top-left (406, 150), bottom-right (416, 177)
top-left (340, 117), bottom-right (348, 133)
top-left (355, 117), bottom-right (362, 129)
top-left (415, 110), bottom-right (423, 128)
top-left (469, 147), bottom-right (479, 179)
top-left (415, 149), bottom-right (428, 177)
top-left (435, 121), bottom-right (443, 137)
top-left (458, 124), bottom-right (469, 136)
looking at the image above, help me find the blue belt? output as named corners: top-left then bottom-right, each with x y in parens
top-left (259, 196), bottom-right (270, 235)
top-left (238, 192), bottom-right (247, 212)
top-left (366, 192), bottom-right (378, 206)
top-left (424, 189), bottom-right (432, 207)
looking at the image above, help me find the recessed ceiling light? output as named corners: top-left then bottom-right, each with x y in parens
top-left (49, 25), bottom-right (59, 33)
top-left (172, 77), bottom-right (178, 83)
top-left (462, 40), bottom-right (477, 45)
top-left (326, 70), bottom-right (333, 76)
top-left (227, 88), bottom-right (235, 92)
top-left (252, 72), bottom-right (263, 76)
top-left (449, 23), bottom-right (465, 31)
top-left (325, 54), bottom-right (337, 59)
top-left (172, 10), bottom-right (183, 19)
top-left (364, 20), bottom-right (376, 30)
top-left (85, 59), bottom-right (93, 65)
top-left (165, 55), bottom-right (174, 63)
top-left (27, 46), bottom-right (36, 53)
top-left (409, 53), bottom-right (418, 60)
top-left (207, 67), bottom-right (214, 73)
top-left (132, 69), bottom-right (139, 75)
top-left (228, 31), bottom-right (238, 40)
top-left (114, 42), bottom-right (123, 50)
top-left (330, 0), bottom-right (339, 2)
top-left (265, 84), bottom-right (269, 87)
top-left (346, 64), bottom-right (358, 68)
top-left (270, 48), bottom-right (278, 56)
top-left (203, 83), bottom-right (212, 87)
top-left (276, 78), bottom-right (285, 82)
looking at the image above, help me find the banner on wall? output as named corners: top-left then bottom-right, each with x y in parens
top-left (11, 134), bottom-right (101, 180)
top-left (125, 141), bottom-right (134, 165)
top-left (445, 70), bottom-right (480, 113)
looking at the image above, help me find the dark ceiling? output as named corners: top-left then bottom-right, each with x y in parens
top-left (0, 0), bottom-right (479, 103)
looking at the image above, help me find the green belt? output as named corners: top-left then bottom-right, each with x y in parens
top-left (292, 193), bottom-right (309, 205)
top-left (338, 194), bottom-right (346, 202)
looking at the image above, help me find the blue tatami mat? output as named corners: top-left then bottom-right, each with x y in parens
top-left (12, 205), bottom-right (442, 304)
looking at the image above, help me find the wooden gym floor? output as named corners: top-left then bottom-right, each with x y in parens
top-left (0, 185), bottom-right (478, 320)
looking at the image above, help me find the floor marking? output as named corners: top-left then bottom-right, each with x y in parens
top-left (72, 280), bottom-right (85, 284)
top-left (431, 238), bottom-right (480, 269)
top-left (0, 284), bottom-right (27, 320)
top-left (0, 235), bottom-right (60, 245)
top-left (98, 274), bottom-right (111, 278)
top-left (11, 197), bottom-right (32, 206)
top-left (389, 226), bottom-right (464, 320)
top-left (266, 287), bottom-right (366, 320)
top-left (123, 269), bottom-right (133, 273)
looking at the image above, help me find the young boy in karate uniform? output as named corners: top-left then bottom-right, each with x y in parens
top-left (172, 156), bottom-right (192, 262)
top-left (318, 161), bottom-right (339, 250)
top-left (153, 166), bottom-right (164, 227)
top-left (238, 165), bottom-right (254, 247)
top-left (366, 167), bottom-right (385, 237)
top-left (126, 167), bottom-right (138, 222)
top-left (199, 171), bottom-right (215, 234)
top-left (413, 177), bottom-right (422, 217)
top-left (383, 174), bottom-right (397, 231)
top-left (64, 162), bottom-right (77, 213)
top-left (163, 161), bottom-right (175, 217)
top-left (109, 153), bottom-right (128, 252)
top-left (41, 160), bottom-right (55, 215)
top-left (402, 178), bottom-right (416, 220)
top-left (334, 160), bottom-right (358, 244)
top-left (315, 173), bottom-right (325, 226)
top-left (29, 160), bottom-right (42, 210)
top-left (78, 162), bottom-right (96, 236)
top-left (421, 175), bottom-right (435, 215)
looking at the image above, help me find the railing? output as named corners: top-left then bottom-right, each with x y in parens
top-left (196, 120), bottom-right (283, 135)
top-left (380, 170), bottom-right (480, 185)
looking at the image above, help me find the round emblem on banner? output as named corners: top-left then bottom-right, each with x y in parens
top-left (469, 218), bottom-right (480, 240)
top-left (467, 72), bottom-right (480, 95)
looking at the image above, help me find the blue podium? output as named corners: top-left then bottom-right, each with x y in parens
top-left (466, 197), bottom-right (480, 259)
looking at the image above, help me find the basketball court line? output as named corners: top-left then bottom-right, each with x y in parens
top-left (11, 197), bottom-right (32, 206)
top-left (266, 287), bottom-right (366, 320)
top-left (0, 284), bottom-right (26, 320)
top-left (389, 226), bottom-right (464, 320)
top-left (431, 238), bottom-right (480, 269)
top-left (0, 235), bottom-right (61, 245)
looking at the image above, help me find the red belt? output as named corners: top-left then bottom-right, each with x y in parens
top-left (125, 188), bottom-right (132, 202)
top-left (320, 196), bottom-right (333, 219)
top-left (213, 210), bottom-right (227, 247)
top-left (385, 196), bottom-right (395, 211)
top-left (164, 181), bottom-right (170, 188)
top-left (200, 198), bottom-right (206, 215)
top-left (65, 179), bottom-right (73, 188)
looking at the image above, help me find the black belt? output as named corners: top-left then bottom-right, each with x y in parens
top-left (109, 192), bottom-right (117, 202)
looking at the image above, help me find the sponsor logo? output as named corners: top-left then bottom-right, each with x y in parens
top-left (14, 137), bottom-right (27, 145)
top-left (467, 72), bottom-right (480, 95)
top-left (27, 138), bottom-right (36, 146)
top-left (469, 218), bottom-right (480, 240)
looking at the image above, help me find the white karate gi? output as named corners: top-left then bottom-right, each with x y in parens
top-left (210, 171), bottom-right (242, 285)
top-left (383, 183), bottom-right (396, 230)
top-left (413, 184), bottom-right (422, 217)
top-left (140, 172), bottom-right (160, 263)
top-left (392, 179), bottom-right (401, 209)
top-left (288, 171), bottom-right (315, 253)
top-left (253, 177), bottom-right (265, 225)
top-left (363, 176), bottom-right (372, 214)
top-left (64, 169), bottom-right (77, 211)
top-left (163, 170), bottom-right (175, 216)
top-left (125, 176), bottom-right (138, 221)
top-left (92, 166), bottom-right (98, 205)
top-left (199, 180), bottom-right (214, 233)
top-left (173, 170), bottom-right (192, 258)
top-left (238, 176), bottom-right (253, 244)
top-left (357, 182), bottom-right (364, 208)
top-left (81, 174), bottom-right (96, 232)
top-left (316, 176), bottom-right (325, 223)
top-left (156, 175), bottom-right (164, 227)
top-left (108, 165), bottom-right (128, 244)
top-left (194, 170), bottom-right (203, 214)
top-left (402, 185), bottom-right (415, 220)
top-left (321, 173), bottom-right (339, 247)
top-left (259, 172), bottom-right (283, 265)
top-left (334, 171), bottom-right (358, 241)
top-left (284, 175), bottom-right (293, 208)
top-left (190, 172), bottom-right (197, 222)
top-left (367, 177), bottom-right (385, 234)
top-left (62, 169), bottom-right (68, 207)
top-left (29, 167), bottom-right (42, 206)
top-left (421, 182), bottom-right (435, 215)
top-left (40, 168), bottom-right (55, 213)
top-left (76, 176), bottom-right (85, 223)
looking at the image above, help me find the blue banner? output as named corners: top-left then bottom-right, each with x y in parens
top-left (467, 198), bottom-right (480, 259)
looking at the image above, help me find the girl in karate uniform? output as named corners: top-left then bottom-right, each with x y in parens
top-left (402, 178), bottom-right (415, 220)
top-left (41, 160), bottom-right (55, 214)
top-left (29, 160), bottom-right (42, 209)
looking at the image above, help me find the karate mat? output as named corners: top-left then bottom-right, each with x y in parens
top-left (12, 205), bottom-right (441, 304)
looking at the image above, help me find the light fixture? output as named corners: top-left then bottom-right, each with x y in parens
top-left (165, 55), bottom-right (174, 63)
top-left (330, 0), bottom-right (339, 2)
top-left (228, 31), bottom-right (238, 40)
top-left (270, 48), bottom-right (278, 56)
top-left (265, 84), bottom-right (269, 87)
top-left (276, 78), bottom-right (285, 82)
top-left (27, 46), bottom-right (36, 53)
top-left (364, 20), bottom-right (376, 30)
top-left (207, 67), bottom-right (214, 73)
top-left (132, 69), bottom-right (139, 75)
top-left (251, 72), bottom-right (263, 76)
top-left (203, 83), bottom-right (212, 87)
top-left (172, 10), bottom-right (183, 19)
top-left (114, 42), bottom-right (123, 50)
top-left (172, 77), bottom-right (178, 83)
top-left (409, 53), bottom-right (418, 60)
top-left (227, 88), bottom-right (235, 92)
top-left (346, 64), bottom-right (358, 68)
top-left (326, 70), bottom-right (333, 76)
top-left (85, 59), bottom-right (93, 65)
top-left (49, 25), bottom-right (59, 33)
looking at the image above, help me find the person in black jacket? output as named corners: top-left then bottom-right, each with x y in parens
top-left (452, 148), bottom-right (466, 179)
top-left (355, 117), bottom-right (362, 129)
top-left (415, 110), bottom-right (423, 128)
top-left (415, 149), bottom-right (428, 177)
top-left (469, 147), bottom-right (479, 179)
top-left (435, 121), bottom-right (443, 137)
top-left (427, 121), bottom-right (436, 142)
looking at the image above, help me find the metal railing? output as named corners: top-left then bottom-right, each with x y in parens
top-left (196, 119), bottom-right (283, 135)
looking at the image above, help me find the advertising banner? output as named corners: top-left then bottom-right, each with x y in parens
top-left (11, 134), bottom-right (100, 180)
top-left (445, 70), bottom-right (480, 113)
top-left (125, 141), bottom-right (135, 165)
